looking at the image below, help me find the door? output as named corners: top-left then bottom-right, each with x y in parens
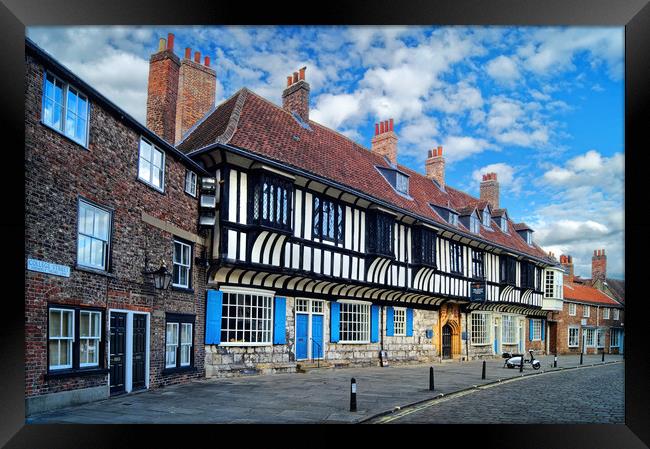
top-left (109, 312), bottom-right (127, 395)
top-left (494, 323), bottom-right (500, 354)
top-left (519, 325), bottom-right (524, 353)
top-left (442, 324), bottom-right (452, 359)
top-left (132, 314), bottom-right (147, 391)
top-left (296, 314), bottom-right (308, 360)
top-left (312, 315), bottom-right (323, 359)
top-left (548, 322), bottom-right (557, 354)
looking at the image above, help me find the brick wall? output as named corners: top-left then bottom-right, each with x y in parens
top-left (25, 53), bottom-right (207, 403)
top-left (550, 302), bottom-right (623, 354)
top-left (175, 58), bottom-right (216, 144)
top-left (146, 49), bottom-right (180, 144)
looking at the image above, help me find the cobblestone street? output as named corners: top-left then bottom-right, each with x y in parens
top-left (375, 362), bottom-right (624, 424)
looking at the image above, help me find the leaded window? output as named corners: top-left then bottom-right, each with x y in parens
top-left (500, 256), bottom-right (517, 285)
top-left (531, 319), bottom-right (542, 340)
top-left (172, 239), bottom-right (191, 288)
top-left (472, 250), bottom-right (484, 279)
top-left (471, 313), bottom-right (489, 345)
top-left (366, 211), bottom-right (395, 258)
top-left (251, 173), bottom-right (293, 232)
top-left (449, 242), bottom-right (463, 274)
top-left (313, 195), bottom-right (344, 242)
top-left (568, 303), bottom-right (576, 316)
top-left (502, 315), bottom-right (516, 344)
top-left (221, 291), bottom-right (273, 345)
top-left (520, 262), bottom-right (536, 289)
top-left (138, 137), bottom-right (165, 191)
top-left (412, 226), bottom-right (436, 267)
top-left (339, 302), bottom-right (370, 343)
top-left (42, 72), bottom-right (89, 146)
top-left (568, 326), bottom-right (580, 347)
top-left (394, 308), bottom-right (406, 336)
top-left (77, 199), bottom-right (111, 271)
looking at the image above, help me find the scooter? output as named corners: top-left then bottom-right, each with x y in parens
top-left (504, 349), bottom-right (541, 370)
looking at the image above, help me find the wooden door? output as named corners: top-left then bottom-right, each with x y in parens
top-left (109, 312), bottom-right (127, 395)
top-left (132, 314), bottom-right (147, 390)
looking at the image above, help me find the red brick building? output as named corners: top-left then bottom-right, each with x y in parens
top-left (25, 37), bottom-right (212, 415)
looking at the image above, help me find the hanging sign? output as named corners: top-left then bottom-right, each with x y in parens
top-left (470, 281), bottom-right (486, 302)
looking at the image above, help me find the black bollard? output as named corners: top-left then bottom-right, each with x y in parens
top-left (350, 378), bottom-right (357, 412)
top-left (580, 352), bottom-right (583, 365)
top-left (602, 350), bottom-right (605, 362)
top-left (554, 353), bottom-right (557, 368)
top-left (429, 367), bottom-right (435, 391)
top-left (519, 354), bottom-right (524, 373)
top-left (482, 360), bottom-right (486, 380)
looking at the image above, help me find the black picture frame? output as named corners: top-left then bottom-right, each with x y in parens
top-left (4, 0), bottom-right (648, 447)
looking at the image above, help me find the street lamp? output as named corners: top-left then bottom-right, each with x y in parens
top-left (144, 260), bottom-right (173, 290)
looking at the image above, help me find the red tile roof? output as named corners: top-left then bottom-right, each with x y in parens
top-left (179, 88), bottom-right (554, 263)
top-left (563, 280), bottom-right (622, 307)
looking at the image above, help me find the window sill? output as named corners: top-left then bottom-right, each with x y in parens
top-left (136, 177), bottom-right (165, 194)
top-left (171, 286), bottom-right (195, 294)
top-left (162, 366), bottom-right (197, 376)
top-left (45, 367), bottom-right (108, 380)
top-left (40, 120), bottom-right (89, 150)
top-left (337, 341), bottom-right (372, 345)
top-left (75, 265), bottom-right (116, 278)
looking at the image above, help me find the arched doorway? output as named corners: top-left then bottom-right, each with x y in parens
top-left (442, 324), bottom-right (452, 359)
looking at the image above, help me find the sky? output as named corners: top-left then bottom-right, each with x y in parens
top-left (26, 26), bottom-right (625, 279)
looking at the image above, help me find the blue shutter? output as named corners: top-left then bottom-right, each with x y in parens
top-left (330, 302), bottom-right (340, 343)
top-left (406, 308), bottom-right (414, 337)
top-left (205, 290), bottom-right (222, 345)
top-left (386, 307), bottom-right (395, 337)
top-left (541, 319), bottom-right (546, 341)
top-left (529, 319), bottom-right (533, 341)
top-left (370, 305), bottom-right (380, 343)
top-left (273, 296), bottom-right (286, 344)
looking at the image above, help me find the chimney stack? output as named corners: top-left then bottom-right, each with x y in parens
top-left (480, 172), bottom-right (500, 209)
top-left (282, 66), bottom-right (310, 123)
top-left (371, 119), bottom-right (398, 165)
top-left (560, 255), bottom-right (574, 282)
top-left (425, 145), bottom-right (445, 187)
top-left (592, 249), bottom-right (607, 283)
top-left (146, 33), bottom-right (217, 145)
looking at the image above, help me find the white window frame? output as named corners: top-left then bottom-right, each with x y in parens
top-left (502, 315), bottom-right (517, 344)
top-left (610, 329), bottom-right (620, 348)
top-left (583, 305), bottom-right (590, 318)
top-left (180, 323), bottom-right (193, 367)
top-left (395, 173), bottom-right (409, 195)
top-left (338, 300), bottom-right (371, 344)
top-left (482, 210), bottom-right (491, 227)
top-left (41, 71), bottom-right (90, 147)
top-left (172, 239), bottom-right (192, 289)
top-left (613, 309), bottom-right (620, 321)
top-left (393, 307), bottom-right (406, 336)
top-left (138, 137), bottom-right (165, 192)
top-left (471, 312), bottom-right (490, 346)
top-left (77, 199), bottom-right (111, 271)
top-left (470, 215), bottom-right (480, 233)
top-left (584, 328), bottom-right (595, 347)
top-left (219, 287), bottom-right (275, 346)
top-left (185, 170), bottom-right (197, 197)
top-left (165, 322), bottom-right (179, 368)
top-left (48, 308), bottom-right (75, 370)
top-left (500, 218), bottom-right (508, 233)
top-left (596, 328), bottom-right (606, 348)
top-left (602, 308), bottom-right (610, 320)
top-left (568, 303), bottom-right (576, 316)
top-left (568, 326), bottom-right (580, 347)
top-left (531, 319), bottom-right (542, 341)
top-left (79, 310), bottom-right (101, 367)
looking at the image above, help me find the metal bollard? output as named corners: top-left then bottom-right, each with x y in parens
top-left (602, 351), bottom-right (605, 362)
top-left (580, 352), bottom-right (583, 365)
top-left (554, 354), bottom-right (557, 368)
top-left (519, 355), bottom-right (524, 373)
top-left (482, 360), bottom-right (486, 380)
top-left (350, 378), bottom-right (357, 412)
top-left (429, 367), bottom-right (435, 391)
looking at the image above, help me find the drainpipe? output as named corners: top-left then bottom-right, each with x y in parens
top-left (465, 311), bottom-right (469, 361)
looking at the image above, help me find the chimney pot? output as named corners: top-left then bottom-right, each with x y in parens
top-left (380, 121), bottom-right (385, 134)
top-left (389, 118), bottom-right (394, 131)
top-left (299, 67), bottom-right (306, 80)
top-left (282, 66), bottom-right (311, 122)
top-left (204, 56), bottom-right (210, 67)
top-left (375, 123), bottom-right (379, 135)
top-left (194, 51), bottom-right (201, 63)
top-left (293, 72), bottom-right (299, 83)
top-left (287, 76), bottom-right (293, 87)
top-left (185, 47), bottom-right (191, 59)
top-left (158, 38), bottom-right (166, 52)
top-left (167, 33), bottom-right (175, 50)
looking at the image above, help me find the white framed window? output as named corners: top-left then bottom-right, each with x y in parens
top-left (221, 290), bottom-right (274, 345)
top-left (584, 328), bottom-right (595, 347)
top-left (471, 312), bottom-right (490, 345)
top-left (545, 270), bottom-right (555, 298)
top-left (48, 308), bottom-right (74, 370)
top-left (165, 322), bottom-right (179, 368)
top-left (482, 209), bottom-right (491, 227)
top-left (568, 326), bottom-right (580, 347)
top-left (396, 172), bottom-right (409, 195)
top-left (502, 315), bottom-right (516, 344)
top-left (568, 303), bottom-right (576, 316)
top-left (602, 308), bottom-right (610, 320)
top-left (583, 305), bottom-right (590, 318)
top-left (339, 301), bottom-right (370, 343)
top-left (180, 323), bottom-right (193, 367)
top-left (470, 215), bottom-right (480, 233)
top-left (311, 300), bottom-right (324, 314)
top-left (79, 310), bottom-right (101, 367)
top-left (138, 137), bottom-right (165, 191)
top-left (531, 319), bottom-right (542, 341)
top-left (77, 199), bottom-right (111, 271)
top-left (597, 328), bottom-right (606, 348)
top-left (42, 72), bottom-right (89, 146)
top-left (393, 307), bottom-right (406, 336)
top-left (185, 170), bottom-right (197, 197)
top-left (500, 217), bottom-right (508, 233)
top-left (613, 309), bottom-right (620, 321)
top-left (172, 240), bottom-right (192, 288)
top-left (610, 329), bottom-right (620, 347)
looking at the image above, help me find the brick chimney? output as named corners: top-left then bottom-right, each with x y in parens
top-left (480, 172), bottom-right (500, 209)
top-left (371, 119), bottom-right (398, 165)
top-left (425, 145), bottom-right (445, 187)
top-left (174, 46), bottom-right (217, 144)
top-left (282, 67), bottom-right (310, 122)
top-left (146, 33), bottom-right (180, 144)
top-left (592, 249), bottom-right (607, 283)
top-left (560, 255), bottom-right (574, 282)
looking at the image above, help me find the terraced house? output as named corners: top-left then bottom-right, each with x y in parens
top-left (25, 33), bottom-right (569, 413)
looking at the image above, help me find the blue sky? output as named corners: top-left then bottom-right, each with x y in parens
top-left (27, 26), bottom-right (625, 279)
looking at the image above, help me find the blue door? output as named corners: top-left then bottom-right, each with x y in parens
top-left (296, 314), bottom-right (308, 360)
top-left (312, 315), bottom-right (324, 359)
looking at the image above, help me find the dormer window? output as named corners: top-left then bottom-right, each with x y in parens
top-left (449, 212), bottom-right (458, 226)
top-left (500, 218), bottom-right (508, 233)
top-left (526, 232), bottom-right (533, 245)
top-left (376, 166), bottom-right (411, 198)
top-left (482, 210), bottom-right (491, 227)
top-left (396, 172), bottom-right (409, 195)
top-left (470, 215), bottom-right (480, 234)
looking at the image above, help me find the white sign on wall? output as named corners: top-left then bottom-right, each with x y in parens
top-left (27, 259), bottom-right (70, 278)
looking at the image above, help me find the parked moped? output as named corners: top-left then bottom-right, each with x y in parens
top-left (503, 349), bottom-right (541, 370)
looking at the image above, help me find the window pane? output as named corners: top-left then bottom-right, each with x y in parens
top-left (91, 238), bottom-right (105, 268)
top-left (43, 98), bottom-right (53, 125)
top-left (59, 340), bottom-right (71, 366)
top-left (76, 117), bottom-right (87, 143)
top-left (182, 245), bottom-right (190, 264)
top-left (140, 140), bottom-right (152, 162)
top-left (153, 148), bottom-right (163, 168)
top-left (49, 310), bottom-right (61, 337)
top-left (80, 312), bottom-right (89, 337)
top-left (49, 341), bottom-right (60, 367)
top-left (53, 79), bottom-right (63, 104)
top-left (152, 166), bottom-right (161, 188)
top-left (67, 88), bottom-right (77, 112)
top-left (78, 95), bottom-right (88, 119)
top-left (62, 310), bottom-right (73, 337)
top-left (181, 323), bottom-right (192, 344)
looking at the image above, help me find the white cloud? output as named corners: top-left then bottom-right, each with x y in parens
top-left (486, 55), bottom-right (520, 85)
top-left (311, 92), bottom-right (364, 129)
top-left (442, 136), bottom-right (495, 163)
top-left (471, 162), bottom-right (524, 195)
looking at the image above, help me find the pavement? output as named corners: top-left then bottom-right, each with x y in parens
top-left (27, 353), bottom-right (623, 424)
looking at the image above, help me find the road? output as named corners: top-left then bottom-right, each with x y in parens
top-left (374, 362), bottom-right (624, 424)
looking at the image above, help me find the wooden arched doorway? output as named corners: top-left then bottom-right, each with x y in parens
top-left (439, 303), bottom-right (461, 359)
